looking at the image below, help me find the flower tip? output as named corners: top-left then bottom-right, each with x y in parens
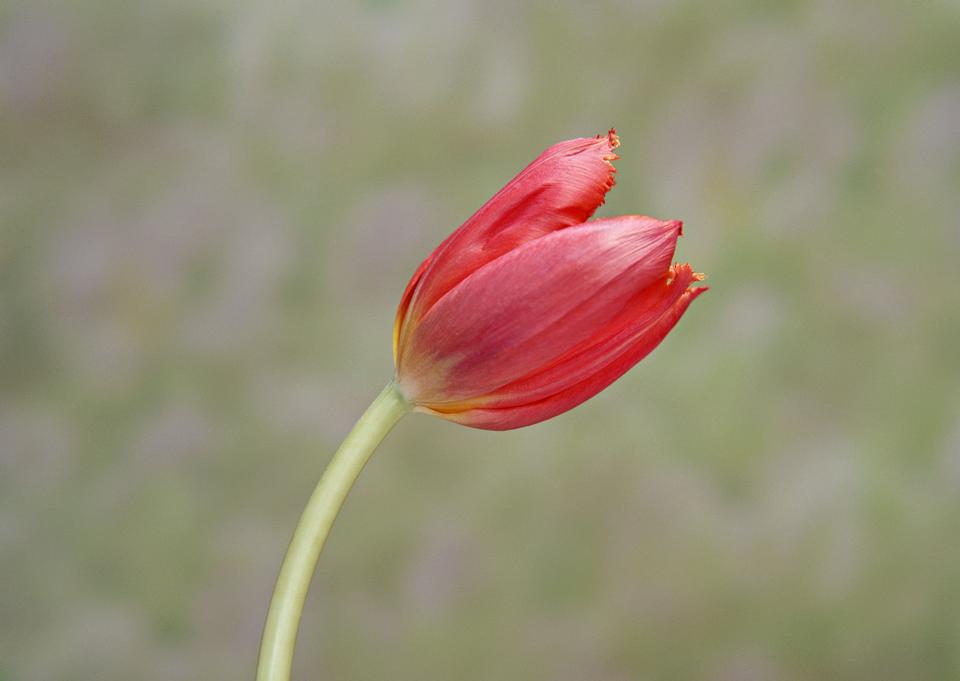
top-left (606, 128), bottom-right (620, 149)
top-left (667, 262), bottom-right (707, 287)
top-left (597, 129), bottom-right (621, 165)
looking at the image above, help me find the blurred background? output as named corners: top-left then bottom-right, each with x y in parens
top-left (2, 0), bottom-right (959, 679)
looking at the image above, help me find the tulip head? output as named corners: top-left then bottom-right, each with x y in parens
top-left (393, 131), bottom-right (706, 430)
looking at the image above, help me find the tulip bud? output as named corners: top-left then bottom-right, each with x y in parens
top-left (393, 131), bottom-right (706, 430)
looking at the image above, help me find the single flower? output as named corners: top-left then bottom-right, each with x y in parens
top-left (393, 130), bottom-right (707, 430)
top-left (257, 131), bottom-right (708, 681)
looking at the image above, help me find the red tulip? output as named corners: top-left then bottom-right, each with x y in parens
top-left (258, 136), bottom-right (708, 680)
top-left (393, 130), bottom-right (706, 430)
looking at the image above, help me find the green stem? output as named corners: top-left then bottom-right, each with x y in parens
top-left (256, 381), bottom-right (411, 681)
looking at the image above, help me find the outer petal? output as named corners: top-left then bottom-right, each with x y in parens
top-left (392, 254), bottom-right (432, 361)
top-left (397, 216), bottom-right (682, 405)
top-left (394, 131), bottom-right (620, 361)
top-left (431, 266), bottom-right (707, 430)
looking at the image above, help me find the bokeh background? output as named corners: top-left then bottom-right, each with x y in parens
top-left (3, 0), bottom-right (960, 679)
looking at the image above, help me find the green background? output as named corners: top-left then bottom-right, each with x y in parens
top-left (2, 0), bottom-right (959, 679)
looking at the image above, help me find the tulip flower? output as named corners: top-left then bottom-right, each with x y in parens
top-left (257, 131), bottom-right (706, 681)
top-left (393, 132), bottom-right (705, 428)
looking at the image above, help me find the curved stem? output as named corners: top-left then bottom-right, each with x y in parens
top-left (257, 381), bottom-right (411, 681)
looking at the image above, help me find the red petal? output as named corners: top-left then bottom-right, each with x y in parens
top-left (469, 264), bottom-right (705, 407)
top-left (395, 131), bottom-right (620, 356)
top-left (393, 254), bottom-right (433, 362)
top-left (432, 269), bottom-right (707, 430)
top-left (397, 216), bottom-right (682, 404)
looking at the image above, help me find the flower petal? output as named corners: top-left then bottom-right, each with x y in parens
top-left (397, 216), bottom-right (682, 404)
top-left (395, 130), bottom-right (620, 355)
top-left (464, 264), bottom-right (706, 408)
top-left (431, 268), bottom-right (707, 430)
top-left (393, 254), bottom-right (433, 362)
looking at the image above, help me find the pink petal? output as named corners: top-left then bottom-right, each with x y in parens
top-left (432, 268), bottom-right (707, 430)
top-left (468, 264), bottom-right (706, 408)
top-left (395, 131), bottom-right (620, 354)
top-left (397, 216), bottom-right (682, 404)
top-left (393, 254), bottom-right (433, 361)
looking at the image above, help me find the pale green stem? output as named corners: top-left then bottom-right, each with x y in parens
top-left (256, 381), bottom-right (411, 681)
